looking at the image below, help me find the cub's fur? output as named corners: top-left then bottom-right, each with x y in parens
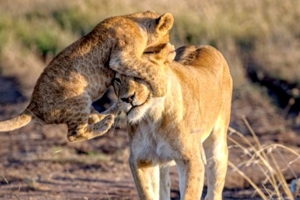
top-left (0, 11), bottom-right (174, 142)
top-left (113, 44), bottom-right (232, 200)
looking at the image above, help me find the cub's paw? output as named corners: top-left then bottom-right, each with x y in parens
top-left (160, 43), bottom-right (176, 64)
top-left (99, 114), bottom-right (115, 131)
top-left (88, 113), bottom-right (104, 124)
top-left (67, 114), bottom-right (115, 143)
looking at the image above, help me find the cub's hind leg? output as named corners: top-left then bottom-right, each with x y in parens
top-left (68, 113), bottom-right (115, 143)
top-left (88, 103), bottom-right (119, 125)
top-left (66, 97), bottom-right (115, 143)
top-left (203, 115), bottom-right (229, 200)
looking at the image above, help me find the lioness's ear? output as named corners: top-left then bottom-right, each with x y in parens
top-left (155, 13), bottom-right (174, 34)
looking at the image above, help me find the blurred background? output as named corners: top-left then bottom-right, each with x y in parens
top-left (0, 0), bottom-right (300, 199)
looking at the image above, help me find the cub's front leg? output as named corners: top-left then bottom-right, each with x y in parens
top-left (109, 43), bottom-right (175, 98)
top-left (109, 50), bottom-right (167, 97)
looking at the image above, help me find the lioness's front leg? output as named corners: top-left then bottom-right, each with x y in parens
top-left (203, 117), bottom-right (229, 200)
top-left (160, 165), bottom-right (171, 199)
top-left (175, 145), bottom-right (205, 200)
top-left (129, 156), bottom-right (160, 200)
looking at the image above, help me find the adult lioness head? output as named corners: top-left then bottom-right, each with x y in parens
top-left (113, 74), bottom-right (152, 123)
top-left (112, 43), bottom-right (175, 123)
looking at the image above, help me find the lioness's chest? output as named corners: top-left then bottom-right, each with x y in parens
top-left (130, 124), bottom-right (175, 165)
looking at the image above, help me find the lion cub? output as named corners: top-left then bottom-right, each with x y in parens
top-left (112, 44), bottom-right (232, 200)
top-left (0, 11), bottom-right (174, 142)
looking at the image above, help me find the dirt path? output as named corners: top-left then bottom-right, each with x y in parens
top-left (0, 104), bottom-right (300, 200)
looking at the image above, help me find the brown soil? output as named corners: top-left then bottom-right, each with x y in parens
top-left (0, 104), bottom-right (179, 200)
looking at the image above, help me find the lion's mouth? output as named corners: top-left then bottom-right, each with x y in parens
top-left (126, 93), bottom-right (151, 115)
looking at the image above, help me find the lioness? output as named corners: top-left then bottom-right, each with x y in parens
top-left (112, 44), bottom-right (232, 200)
top-left (0, 11), bottom-right (174, 142)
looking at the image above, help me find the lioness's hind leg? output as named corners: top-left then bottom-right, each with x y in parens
top-left (203, 117), bottom-right (229, 200)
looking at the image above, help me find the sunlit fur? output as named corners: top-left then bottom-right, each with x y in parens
top-left (112, 44), bottom-right (233, 200)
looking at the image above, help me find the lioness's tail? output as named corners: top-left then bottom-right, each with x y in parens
top-left (0, 112), bottom-right (33, 132)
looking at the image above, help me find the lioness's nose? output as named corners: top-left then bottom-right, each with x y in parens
top-left (121, 93), bottom-right (135, 104)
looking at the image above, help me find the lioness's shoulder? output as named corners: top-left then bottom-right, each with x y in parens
top-left (175, 45), bottom-right (226, 67)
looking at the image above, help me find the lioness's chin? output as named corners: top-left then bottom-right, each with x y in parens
top-left (127, 101), bottom-right (152, 124)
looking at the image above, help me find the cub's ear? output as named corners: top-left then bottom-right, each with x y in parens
top-left (155, 13), bottom-right (174, 34)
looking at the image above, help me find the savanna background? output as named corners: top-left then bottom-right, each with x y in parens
top-left (0, 0), bottom-right (300, 199)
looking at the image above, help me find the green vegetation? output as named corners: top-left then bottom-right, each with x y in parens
top-left (1, 0), bottom-right (299, 88)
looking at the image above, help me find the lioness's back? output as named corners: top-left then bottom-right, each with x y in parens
top-left (174, 45), bottom-right (232, 117)
top-left (175, 45), bottom-right (228, 71)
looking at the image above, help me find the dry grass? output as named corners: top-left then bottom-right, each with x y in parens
top-left (228, 118), bottom-right (300, 199)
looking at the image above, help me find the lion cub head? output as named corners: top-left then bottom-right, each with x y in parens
top-left (126, 11), bottom-right (174, 52)
top-left (113, 43), bottom-right (175, 123)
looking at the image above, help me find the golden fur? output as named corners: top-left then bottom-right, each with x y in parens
top-left (112, 44), bottom-right (233, 200)
top-left (0, 11), bottom-right (174, 142)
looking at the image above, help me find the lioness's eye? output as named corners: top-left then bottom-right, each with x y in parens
top-left (113, 78), bottom-right (121, 85)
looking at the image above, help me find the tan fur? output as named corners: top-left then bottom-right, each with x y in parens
top-left (112, 44), bottom-right (233, 200)
top-left (0, 11), bottom-right (174, 142)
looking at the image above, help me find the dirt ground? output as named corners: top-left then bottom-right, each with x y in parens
top-left (0, 82), bottom-right (300, 199)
